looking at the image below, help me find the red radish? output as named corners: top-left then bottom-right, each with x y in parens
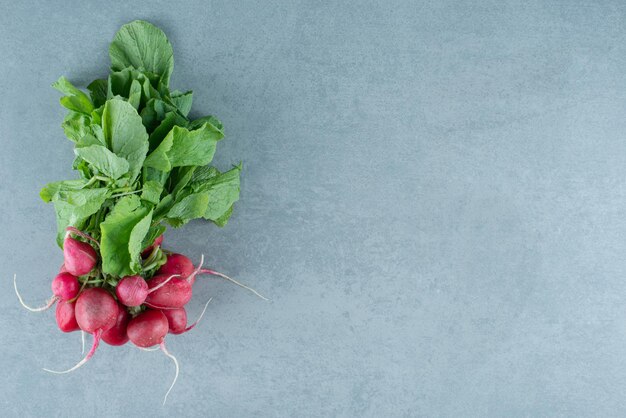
top-left (14, 272), bottom-right (79, 313)
top-left (51, 272), bottom-right (80, 301)
top-left (162, 298), bottom-right (212, 334)
top-left (116, 275), bottom-right (149, 306)
top-left (102, 303), bottom-right (131, 346)
top-left (44, 288), bottom-right (118, 374)
top-left (55, 300), bottom-right (80, 332)
top-left (142, 234), bottom-right (164, 257)
top-left (127, 310), bottom-right (169, 347)
top-left (59, 264), bottom-right (68, 273)
top-left (63, 236), bottom-right (97, 276)
top-left (145, 274), bottom-right (192, 308)
top-left (158, 253), bottom-right (194, 278)
top-left (127, 310), bottom-right (180, 405)
top-left (116, 274), bottom-right (180, 307)
top-left (161, 308), bottom-right (187, 334)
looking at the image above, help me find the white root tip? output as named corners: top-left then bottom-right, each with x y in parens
top-left (185, 298), bottom-right (213, 332)
top-left (44, 330), bottom-right (101, 374)
top-left (148, 273), bottom-right (182, 294)
top-left (138, 346), bottom-right (160, 352)
top-left (199, 269), bottom-right (269, 301)
top-left (160, 342), bottom-right (179, 405)
top-left (81, 331), bottom-right (86, 354)
top-left (14, 274), bottom-right (58, 312)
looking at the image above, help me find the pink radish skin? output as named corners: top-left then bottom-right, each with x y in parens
top-left (116, 275), bottom-right (149, 307)
top-left (102, 303), bottom-right (131, 346)
top-left (59, 264), bottom-right (68, 274)
top-left (51, 272), bottom-right (80, 301)
top-left (127, 310), bottom-right (169, 347)
top-left (75, 288), bottom-right (118, 332)
top-left (56, 300), bottom-right (80, 332)
top-left (162, 298), bottom-right (212, 335)
top-left (63, 236), bottom-right (97, 276)
top-left (44, 288), bottom-right (118, 374)
top-left (145, 274), bottom-right (192, 308)
top-left (162, 308), bottom-right (187, 334)
top-left (157, 253), bottom-right (194, 278)
top-left (142, 234), bottom-right (164, 257)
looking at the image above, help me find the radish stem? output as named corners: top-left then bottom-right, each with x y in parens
top-left (65, 226), bottom-right (100, 247)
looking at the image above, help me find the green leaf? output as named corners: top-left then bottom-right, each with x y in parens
top-left (142, 224), bottom-right (166, 250)
top-left (40, 179), bottom-right (88, 203)
top-left (170, 90), bottom-right (193, 116)
top-left (109, 20), bottom-right (174, 86)
top-left (169, 166), bottom-right (195, 198)
top-left (148, 111), bottom-right (187, 153)
top-left (76, 132), bottom-right (105, 148)
top-left (140, 98), bottom-right (179, 133)
top-left (174, 125), bottom-right (224, 163)
top-left (166, 192), bottom-right (209, 227)
top-left (52, 76), bottom-right (94, 115)
top-left (74, 145), bottom-right (130, 179)
top-left (100, 195), bottom-right (153, 276)
top-left (52, 188), bottom-right (109, 246)
top-left (143, 130), bottom-right (173, 172)
top-left (153, 194), bottom-right (174, 220)
top-left (189, 115), bottom-right (223, 131)
top-left (102, 98), bottom-right (149, 183)
top-left (141, 180), bottom-right (163, 204)
top-left (213, 204), bottom-right (233, 227)
top-left (61, 111), bottom-right (91, 142)
top-left (128, 79), bottom-right (142, 109)
top-left (193, 165), bottom-right (241, 222)
top-left (87, 79), bottom-right (108, 108)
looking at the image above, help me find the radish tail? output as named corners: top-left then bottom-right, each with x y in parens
top-left (187, 254), bottom-right (205, 283)
top-left (44, 330), bottom-right (101, 374)
top-left (198, 269), bottom-right (269, 301)
top-left (184, 298), bottom-right (212, 333)
top-left (147, 274), bottom-right (181, 294)
top-left (138, 346), bottom-right (160, 352)
top-left (65, 226), bottom-right (100, 247)
top-left (81, 331), bottom-right (86, 354)
top-left (160, 341), bottom-right (179, 405)
top-left (13, 274), bottom-right (58, 312)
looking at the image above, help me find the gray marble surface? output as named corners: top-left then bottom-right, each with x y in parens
top-left (1, 1), bottom-right (626, 416)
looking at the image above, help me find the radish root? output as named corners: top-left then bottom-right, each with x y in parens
top-left (185, 298), bottom-right (212, 332)
top-left (148, 274), bottom-right (181, 294)
top-left (188, 254), bottom-right (205, 283)
top-left (160, 341), bottom-right (179, 405)
top-left (198, 269), bottom-right (269, 301)
top-left (81, 331), bottom-right (86, 354)
top-left (44, 329), bottom-right (102, 374)
top-left (138, 346), bottom-right (160, 352)
top-left (14, 274), bottom-right (59, 312)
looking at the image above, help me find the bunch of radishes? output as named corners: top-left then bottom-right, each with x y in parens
top-left (15, 229), bottom-right (265, 403)
top-left (16, 20), bottom-right (266, 404)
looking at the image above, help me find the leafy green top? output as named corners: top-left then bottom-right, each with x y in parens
top-left (42, 20), bottom-right (241, 279)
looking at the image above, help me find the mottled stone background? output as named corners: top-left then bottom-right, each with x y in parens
top-left (1, 1), bottom-right (626, 416)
